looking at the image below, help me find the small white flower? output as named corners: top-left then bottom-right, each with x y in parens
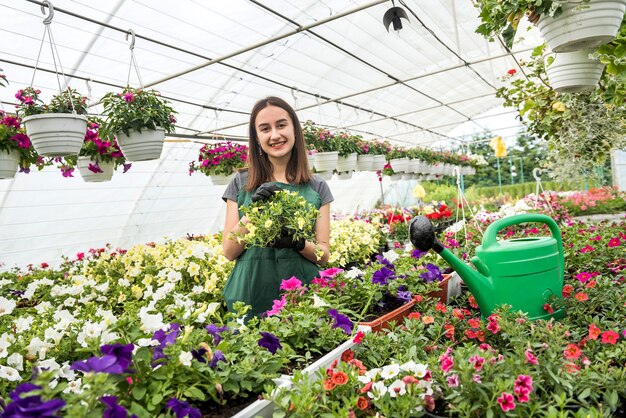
top-left (345, 267), bottom-right (364, 279)
top-left (178, 351), bottom-right (193, 367)
top-left (191, 285), bottom-right (204, 294)
top-left (312, 294), bottom-right (329, 308)
top-left (7, 353), bottom-right (23, 371)
top-left (0, 366), bottom-right (22, 382)
top-left (388, 379), bottom-right (406, 397)
top-left (63, 378), bottom-right (82, 394)
top-left (136, 338), bottom-right (159, 347)
top-left (380, 363), bottom-right (400, 380)
top-left (187, 262), bottom-right (201, 277)
top-left (0, 296), bottom-right (16, 317)
top-left (382, 249), bottom-right (399, 263)
top-left (367, 381), bottom-right (388, 400)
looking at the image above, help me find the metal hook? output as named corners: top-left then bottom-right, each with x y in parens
top-left (453, 166), bottom-right (461, 185)
top-left (41, 0), bottom-right (54, 25)
top-left (532, 167), bottom-right (542, 181)
top-left (126, 29), bottom-right (136, 51)
top-left (290, 87), bottom-right (298, 102)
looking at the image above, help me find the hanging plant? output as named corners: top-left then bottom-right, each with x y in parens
top-left (188, 141), bottom-right (248, 177)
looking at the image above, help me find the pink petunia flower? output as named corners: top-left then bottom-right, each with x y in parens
top-left (575, 272), bottom-right (592, 283)
top-left (608, 237), bottom-right (621, 247)
top-left (319, 267), bottom-right (344, 278)
top-left (440, 356), bottom-right (454, 373)
top-left (525, 350), bottom-right (539, 365)
top-left (446, 374), bottom-right (460, 387)
top-left (123, 92), bottom-right (135, 103)
top-left (472, 374), bottom-right (481, 383)
top-left (588, 323), bottom-right (601, 340)
top-left (579, 245), bottom-right (595, 253)
top-left (514, 375), bottom-right (533, 393)
top-left (265, 295), bottom-right (286, 317)
top-left (497, 392), bottom-right (515, 412)
top-left (469, 355), bottom-right (485, 371)
top-left (279, 276), bottom-right (303, 291)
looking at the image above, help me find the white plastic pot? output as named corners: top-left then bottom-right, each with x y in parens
top-left (371, 154), bottom-right (387, 171)
top-left (545, 49), bottom-right (605, 92)
top-left (538, 0), bottom-right (626, 52)
top-left (313, 151), bottom-right (338, 172)
top-left (209, 173), bottom-right (235, 186)
top-left (77, 157), bottom-right (114, 182)
top-left (116, 128), bottom-right (165, 162)
top-left (0, 150), bottom-right (20, 179)
top-left (335, 153), bottom-right (357, 172)
top-left (22, 113), bottom-right (88, 157)
top-left (356, 154), bottom-right (373, 171)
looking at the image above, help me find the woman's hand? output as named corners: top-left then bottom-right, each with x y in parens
top-left (269, 226), bottom-right (306, 251)
top-left (251, 183), bottom-right (282, 202)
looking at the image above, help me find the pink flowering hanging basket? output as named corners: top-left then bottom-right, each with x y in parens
top-left (116, 128), bottom-right (164, 162)
top-left (22, 113), bottom-right (88, 157)
top-left (77, 156), bottom-right (114, 182)
top-left (0, 150), bottom-right (20, 179)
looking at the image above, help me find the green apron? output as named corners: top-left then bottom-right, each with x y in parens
top-left (223, 182), bottom-right (322, 318)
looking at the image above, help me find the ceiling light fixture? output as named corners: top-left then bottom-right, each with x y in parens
top-left (382, 1), bottom-right (409, 32)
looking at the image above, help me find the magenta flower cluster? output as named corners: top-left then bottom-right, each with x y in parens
top-left (0, 111), bottom-right (31, 150)
top-left (189, 141), bottom-right (248, 176)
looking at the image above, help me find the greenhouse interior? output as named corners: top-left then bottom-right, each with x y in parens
top-left (0, 0), bottom-right (625, 417)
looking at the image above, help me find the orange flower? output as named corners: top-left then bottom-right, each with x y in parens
top-left (422, 315), bottom-right (435, 324)
top-left (356, 397), bottom-right (369, 411)
top-left (467, 318), bottom-right (481, 329)
top-left (585, 280), bottom-right (596, 289)
top-left (468, 294), bottom-right (479, 309)
top-left (562, 284), bottom-right (574, 297)
top-left (563, 343), bottom-right (582, 360)
top-left (435, 303), bottom-right (447, 313)
top-left (408, 312), bottom-right (421, 320)
top-left (323, 379), bottom-right (336, 391)
top-left (588, 323), bottom-right (601, 340)
top-left (332, 371), bottom-right (349, 385)
top-left (574, 292), bottom-right (588, 301)
top-left (341, 349), bottom-right (354, 363)
top-left (360, 381), bottom-right (373, 393)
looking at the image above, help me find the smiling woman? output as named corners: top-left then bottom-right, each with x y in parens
top-left (220, 96), bottom-right (334, 319)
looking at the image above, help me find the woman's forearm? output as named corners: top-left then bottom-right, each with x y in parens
top-left (299, 241), bottom-right (329, 265)
top-left (222, 218), bottom-right (249, 261)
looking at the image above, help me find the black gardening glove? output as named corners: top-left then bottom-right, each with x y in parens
top-left (270, 226), bottom-right (306, 251)
top-left (251, 183), bottom-right (283, 202)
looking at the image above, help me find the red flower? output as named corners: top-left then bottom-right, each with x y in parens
top-left (353, 331), bottom-right (365, 344)
top-left (331, 371), bottom-right (349, 385)
top-left (562, 284), bottom-right (574, 297)
top-left (574, 292), bottom-right (588, 301)
top-left (608, 237), bottom-right (621, 247)
top-left (341, 349), bottom-right (354, 363)
top-left (497, 392), bottom-right (516, 412)
top-left (408, 312), bottom-right (421, 321)
top-left (588, 323), bottom-right (601, 340)
top-left (356, 397), bottom-right (369, 411)
top-left (543, 303), bottom-right (554, 314)
top-left (507, 69), bottom-right (517, 75)
top-left (563, 343), bottom-right (582, 360)
top-left (601, 330), bottom-right (619, 345)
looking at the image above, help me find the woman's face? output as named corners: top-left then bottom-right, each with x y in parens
top-left (255, 105), bottom-right (295, 162)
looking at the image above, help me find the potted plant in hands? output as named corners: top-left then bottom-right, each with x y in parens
top-left (101, 86), bottom-right (177, 162)
top-left (16, 87), bottom-right (89, 157)
top-left (475, 0), bottom-right (625, 52)
top-left (0, 110), bottom-right (39, 179)
top-left (188, 141), bottom-right (248, 185)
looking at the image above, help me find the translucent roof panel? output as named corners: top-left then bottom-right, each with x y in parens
top-left (0, 0), bottom-right (537, 268)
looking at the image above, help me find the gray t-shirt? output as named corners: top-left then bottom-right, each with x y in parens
top-left (222, 170), bottom-right (334, 206)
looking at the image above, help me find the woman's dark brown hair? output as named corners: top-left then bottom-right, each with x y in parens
top-left (246, 96), bottom-right (312, 191)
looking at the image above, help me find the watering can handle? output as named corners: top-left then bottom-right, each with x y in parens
top-left (483, 214), bottom-right (564, 274)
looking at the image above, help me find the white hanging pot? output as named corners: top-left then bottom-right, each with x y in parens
top-left (22, 113), bottom-right (88, 157)
top-left (371, 155), bottom-right (387, 171)
top-left (336, 171), bottom-right (353, 180)
top-left (313, 151), bottom-right (339, 172)
top-left (335, 153), bottom-right (357, 172)
top-left (545, 49), bottom-right (605, 92)
top-left (210, 173), bottom-right (235, 186)
top-left (77, 156), bottom-right (115, 182)
top-left (537, 0), bottom-right (626, 53)
top-left (306, 152), bottom-right (316, 170)
top-left (116, 128), bottom-right (165, 162)
top-left (0, 150), bottom-right (20, 179)
top-left (356, 154), bottom-right (373, 171)
top-left (390, 157), bottom-right (410, 173)
top-left (315, 170), bottom-right (334, 181)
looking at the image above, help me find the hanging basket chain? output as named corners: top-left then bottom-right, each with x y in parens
top-left (30, 0), bottom-right (78, 114)
top-left (533, 168), bottom-right (555, 214)
top-left (126, 29), bottom-right (144, 88)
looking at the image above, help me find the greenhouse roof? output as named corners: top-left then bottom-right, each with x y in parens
top-left (0, 0), bottom-right (538, 268)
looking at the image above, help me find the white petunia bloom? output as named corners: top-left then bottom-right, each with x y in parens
top-left (178, 351), bottom-right (193, 367)
top-left (100, 330), bottom-right (120, 345)
top-left (14, 316), bottom-right (34, 334)
top-left (53, 310), bottom-right (77, 330)
top-left (136, 338), bottom-right (159, 347)
top-left (191, 285), bottom-right (204, 295)
top-left (0, 279), bottom-right (11, 288)
top-left (167, 270), bottom-right (182, 282)
top-left (380, 363), bottom-right (401, 380)
top-left (388, 379), bottom-right (407, 397)
top-left (367, 381), bottom-right (388, 400)
top-left (344, 267), bottom-right (364, 279)
top-left (357, 375), bottom-right (372, 384)
top-left (27, 337), bottom-right (53, 360)
top-left (34, 301), bottom-right (52, 314)
top-left (312, 294), bottom-right (329, 308)
top-left (118, 278), bottom-right (131, 287)
top-left (95, 282), bottom-right (109, 293)
top-left (7, 353), bottom-right (23, 371)
top-left (0, 296), bottom-right (16, 317)
top-left (187, 262), bottom-right (201, 277)
top-left (63, 378), bottom-right (82, 394)
top-left (44, 327), bottom-right (65, 345)
top-left (64, 297), bottom-right (77, 307)
top-left (382, 249), bottom-right (399, 263)
top-left (0, 366), bottom-right (22, 382)
top-left (139, 308), bottom-right (167, 333)
top-left (37, 358), bottom-right (61, 374)
top-left (57, 362), bottom-right (76, 380)
top-left (77, 322), bottom-right (103, 347)
top-left (413, 363), bottom-right (429, 378)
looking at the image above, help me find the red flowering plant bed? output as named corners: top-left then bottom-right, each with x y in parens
top-left (555, 187), bottom-right (626, 217)
top-left (188, 140), bottom-right (248, 177)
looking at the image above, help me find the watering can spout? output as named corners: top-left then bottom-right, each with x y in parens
top-left (409, 216), bottom-right (494, 309)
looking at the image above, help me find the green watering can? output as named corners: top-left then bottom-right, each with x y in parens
top-left (409, 213), bottom-right (565, 321)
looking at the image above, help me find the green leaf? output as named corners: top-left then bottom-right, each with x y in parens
top-left (129, 402), bottom-right (151, 418)
top-left (151, 392), bottom-right (163, 406)
top-left (183, 386), bottom-right (206, 401)
top-left (132, 385), bottom-right (147, 401)
top-left (577, 388), bottom-right (590, 400)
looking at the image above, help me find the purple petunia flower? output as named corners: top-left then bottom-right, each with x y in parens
top-left (411, 248), bottom-right (427, 259)
top-left (88, 162), bottom-right (103, 174)
top-left (101, 395), bottom-right (138, 418)
top-left (165, 398), bottom-right (202, 418)
top-left (375, 254), bottom-right (395, 270)
top-left (123, 163), bottom-right (132, 173)
top-left (209, 350), bottom-right (226, 368)
top-left (258, 332), bottom-right (282, 354)
top-left (420, 263), bottom-right (443, 283)
top-left (4, 383), bottom-right (65, 417)
top-left (396, 289), bottom-right (412, 304)
top-left (205, 324), bottom-right (230, 345)
top-left (372, 267), bottom-right (396, 285)
top-left (70, 343), bottom-right (134, 374)
top-left (191, 348), bottom-right (207, 363)
top-left (152, 323), bottom-right (180, 363)
top-left (328, 309), bottom-right (353, 335)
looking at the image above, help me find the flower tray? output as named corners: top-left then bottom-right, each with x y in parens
top-left (359, 273), bottom-right (451, 333)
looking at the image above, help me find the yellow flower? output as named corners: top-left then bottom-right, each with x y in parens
top-left (265, 219), bottom-right (273, 228)
top-left (131, 285), bottom-right (143, 299)
top-left (552, 101), bottom-right (566, 112)
top-left (297, 217), bottom-right (305, 229)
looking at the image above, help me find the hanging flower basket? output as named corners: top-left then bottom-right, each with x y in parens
top-left (537, 0), bottom-right (626, 53)
top-left (390, 157), bottom-right (410, 173)
top-left (336, 171), bottom-right (353, 180)
top-left (335, 153), bottom-right (357, 172)
top-left (356, 154), bottom-right (373, 171)
top-left (77, 156), bottom-right (114, 182)
top-left (313, 151), bottom-right (339, 172)
top-left (315, 170), bottom-right (334, 181)
top-left (116, 128), bottom-right (165, 162)
top-left (0, 150), bottom-right (20, 179)
top-left (545, 49), bottom-right (605, 93)
top-left (306, 151), bottom-right (316, 170)
top-left (372, 154), bottom-right (387, 171)
top-left (210, 173), bottom-right (236, 186)
top-left (21, 113), bottom-right (88, 157)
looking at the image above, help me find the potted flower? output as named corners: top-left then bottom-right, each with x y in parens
top-left (303, 121), bottom-right (339, 172)
top-left (101, 86), bottom-right (177, 162)
top-left (188, 141), bottom-right (248, 185)
top-left (368, 139), bottom-right (392, 171)
top-left (65, 118), bottom-right (131, 182)
top-left (15, 87), bottom-right (89, 157)
top-left (334, 132), bottom-right (361, 174)
top-left (0, 110), bottom-right (39, 179)
top-left (475, 0), bottom-right (625, 52)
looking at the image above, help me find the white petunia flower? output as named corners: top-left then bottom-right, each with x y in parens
top-left (0, 366), bottom-right (22, 381)
top-left (139, 308), bottom-right (167, 333)
top-left (312, 294), bottom-right (329, 308)
top-left (27, 337), bottom-right (53, 360)
top-left (136, 338), bottom-right (159, 347)
top-left (7, 353), bottom-right (23, 371)
top-left (44, 327), bottom-right (65, 345)
top-left (380, 363), bottom-right (401, 380)
top-left (14, 316), bottom-right (34, 334)
top-left (0, 296), bottom-right (16, 317)
top-left (187, 262), bottom-right (200, 277)
top-left (63, 378), bottom-right (82, 394)
top-left (118, 278), bottom-right (131, 287)
top-left (37, 358), bottom-right (61, 374)
top-left (388, 379), bottom-right (407, 397)
top-left (382, 249), bottom-right (399, 263)
top-left (344, 267), bottom-right (364, 279)
top-left (34, 301), bottom-right (52, 314)
top-left (191, 285), bottom-right (204, 295)
top-left (178, 351), bottom-right (193, 367)
top-left (367, 381), bottom-right (388, 400)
